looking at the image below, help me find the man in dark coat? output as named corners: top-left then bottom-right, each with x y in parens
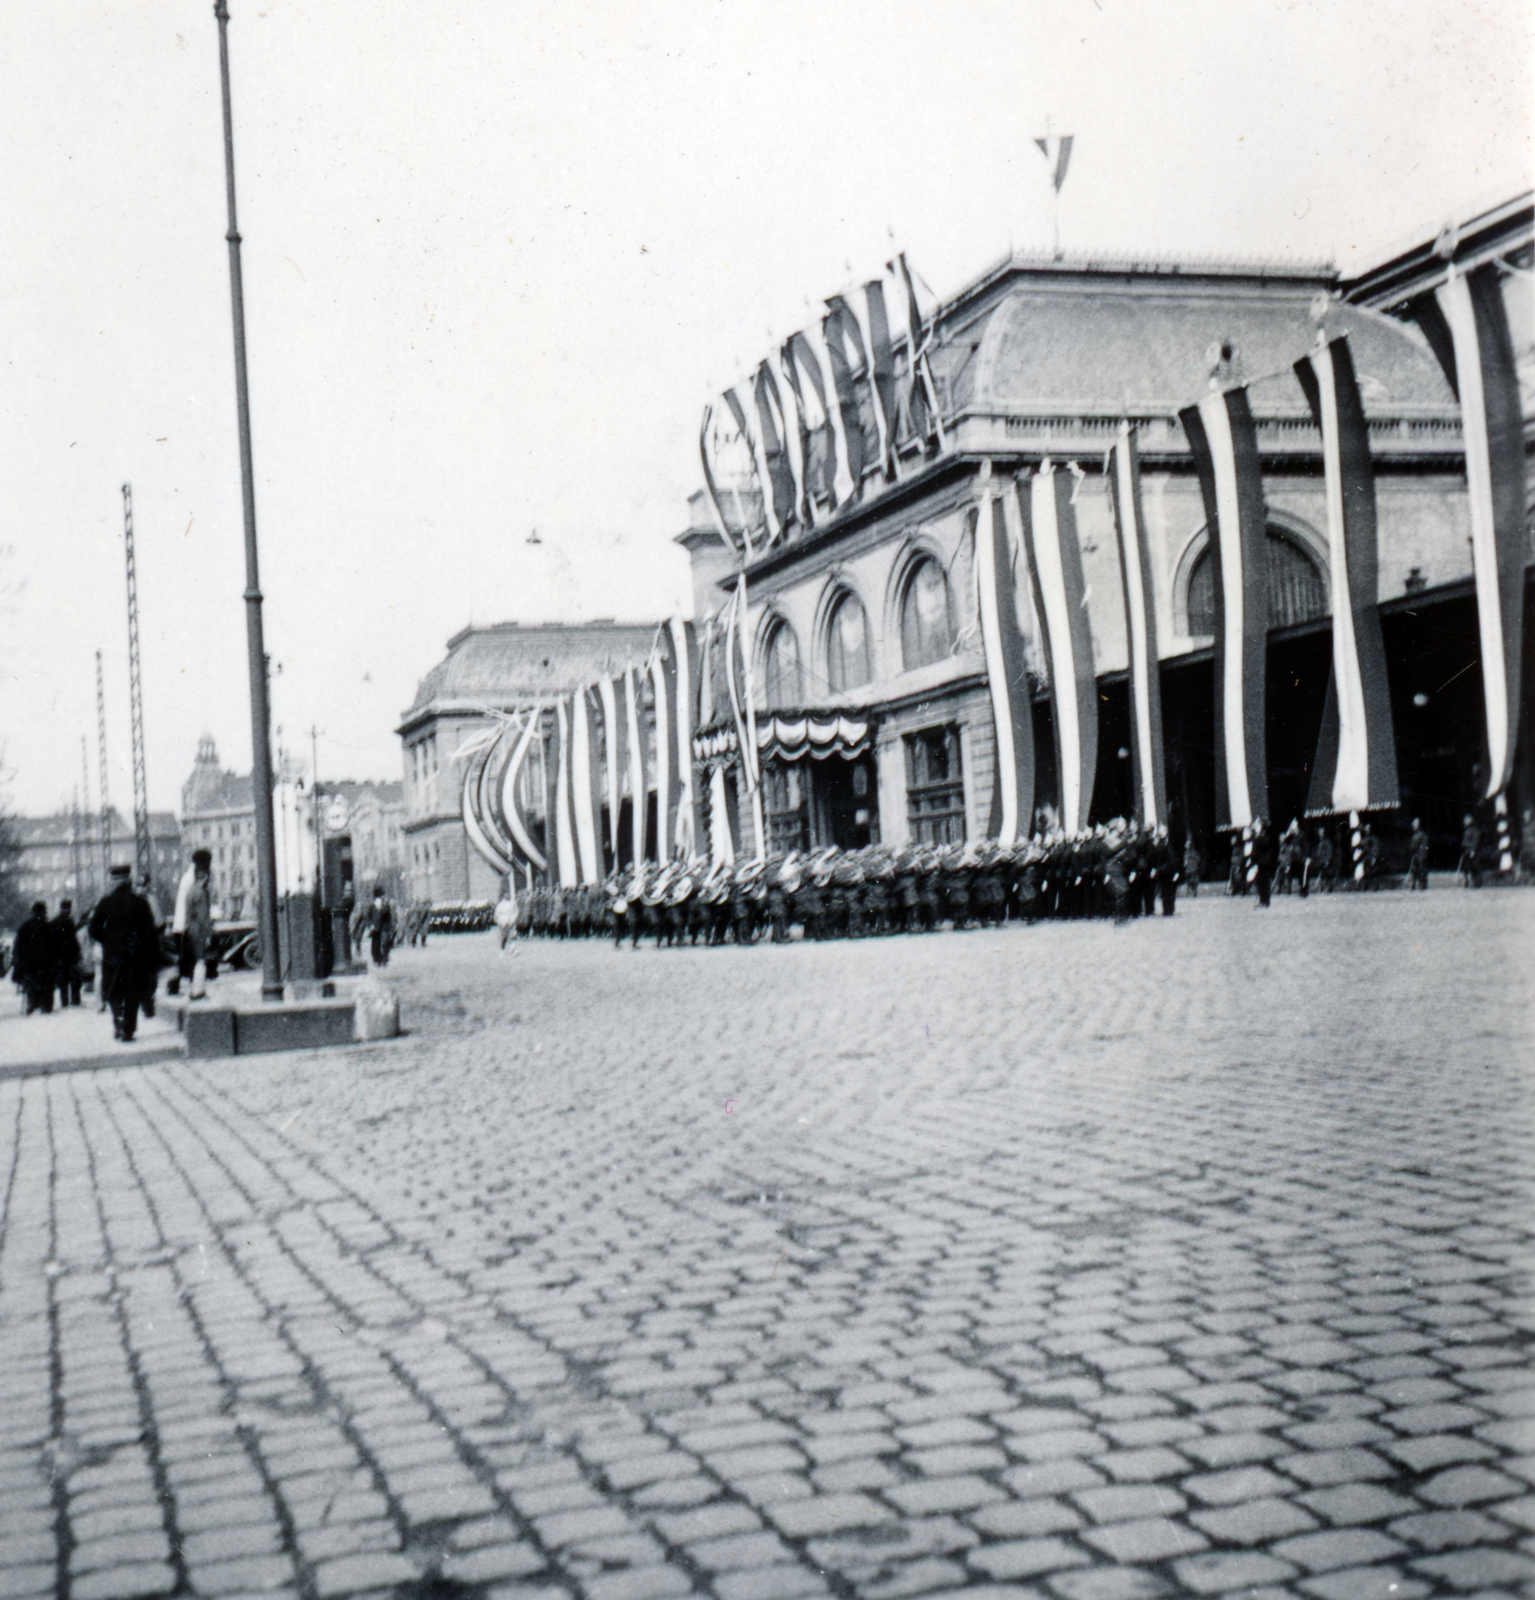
top-left (88, 867), bottom-right (162, 1041)
top-left (12, 903), bottom-right (57, 1014)
top-left (1250, 819), bottom-right (1279, 908)
top-left (52, 901), bottom-right (84, 1007)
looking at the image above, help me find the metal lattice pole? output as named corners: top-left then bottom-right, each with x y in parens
top-left (80, 736), bottom-right (95, 903)
top-left (122, 483), bottom-right (152, 884)
top-left (96, 650), bottom-right (113, 883)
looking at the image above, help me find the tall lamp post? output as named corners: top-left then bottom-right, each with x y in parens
top-left (214, 0), bottom-right (282, 1000)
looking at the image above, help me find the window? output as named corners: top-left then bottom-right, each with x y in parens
top-left (764, 763), bottom-right (809, 854)
top-left (906, 725), bottom-right (966, 845)
top-left (826, 591), bottom-right (872, 692)
top-left (900, 557), bottom-right (954, 670)
top-left (762, 620), bottom-right (801, 710)
top-left (1187, 527), bottom-right (1326, 636)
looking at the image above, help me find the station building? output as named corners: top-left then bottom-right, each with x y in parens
top-left (685, 202), bottom-right (1533, 866)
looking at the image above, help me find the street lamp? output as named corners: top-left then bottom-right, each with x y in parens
top-left (214, 0), bottom-right (281, 1000)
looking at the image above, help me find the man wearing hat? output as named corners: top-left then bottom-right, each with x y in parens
top-left (88, 866), bottom-right (162, 1041)
top-left (11, 903), bottom-right (57, 1015)
top-left (169, 848), bottom-right (215, 996)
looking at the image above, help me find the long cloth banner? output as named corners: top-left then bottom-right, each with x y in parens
top-left (1108, 423), bottom-right (1168, 830)
top-left (1294, 335), bottom-right (1400, 816)
top-left (976, 486), bottom-right (1036, 844)
top-left (1180, 386), bottom-right (1270, 831)
top-left (1021, 464), bottom-right (1098, 836)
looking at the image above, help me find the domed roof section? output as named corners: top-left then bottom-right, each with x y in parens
top-left (941, 260), bottom-right (1456, 419)
top-left (401, 620), bottom-right (664, 724)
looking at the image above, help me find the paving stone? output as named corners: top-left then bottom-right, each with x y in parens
top-left (1045, 1565), bottom-right (1172, 1599)
top-left (1170, 1551), bottom-right (1299, 1595)
top-left (71, 1564), bottom-right (179, 1600)
top-left (1092, 1447), bottom-right (1189, 1482)
top-left (969, 1499), bottom-right (1084, 1538)
top-left (1409, 1547), bottom-right (1535, 1591)
top-left (1188, 1495), bottom-right (1319, 1544)
top-left (711, 1564), bottom-right (828, 1600)
top-left (442, 1542), bottom-right (555, 1582)
top-left (1271, 1527), bottom-right (1407, 1571)
top-left (583, 1566), bottom-right (698, 1600)
top-left (966, 1536), bottom-right (1090, 1579)
top-left (1296, 1568), bottom-right (1429, 1600)
top-left (1276, 1448), bottom-right (1397, 1486)
top-left (1417, 1464), bottom-right (1529, 1507)
top-left (1070, 1483), bottom-right (1186, 1523)
top-left (1298, 1483), bottom-right (1418, 1524)
top-left (885, 1474), bottom-right (1005, 1515)
top-left (1078, 1516), bottom-right (1207, 1564)
top-left (765, 1493), bottom-right (892, 1537)
top-left (1387, 1508), bottom-right (1514, 1550)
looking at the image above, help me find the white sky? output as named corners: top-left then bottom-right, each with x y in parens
top-left (1, 0), bottom-right (1530, 816)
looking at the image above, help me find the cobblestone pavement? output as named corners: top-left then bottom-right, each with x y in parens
top-left (2, 891), bottom-right (1533, 1600)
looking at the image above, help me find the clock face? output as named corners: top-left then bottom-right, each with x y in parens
top-left (324, 800), bottom-right (350, 833)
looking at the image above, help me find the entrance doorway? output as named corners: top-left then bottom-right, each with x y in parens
top-left (811, 755), bottom-right (878, 851)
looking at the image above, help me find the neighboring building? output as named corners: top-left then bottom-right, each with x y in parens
top-left (397, 621), bottom-right (660, 903)
top-left (180, 736), bottom-right (406, 917)
top-left (7, 808), bottom-right (182, 917)
top-left (683, 212), bottom-right (1532, 862)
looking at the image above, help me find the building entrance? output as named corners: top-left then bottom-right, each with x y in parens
top-left (811, 754), bottom-right (878, 851)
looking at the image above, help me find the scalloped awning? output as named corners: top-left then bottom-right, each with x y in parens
top-left (693, 713), bottom-right (875, 764)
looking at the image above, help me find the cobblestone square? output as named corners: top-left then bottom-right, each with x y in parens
top-left (1, 890), bottom-right (1532, 1598)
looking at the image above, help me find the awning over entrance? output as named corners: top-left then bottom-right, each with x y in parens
top-left (693, 712), bottom-right (875, 765)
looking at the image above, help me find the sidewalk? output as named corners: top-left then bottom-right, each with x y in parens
top-left (0, 982), bottom-right (184, 1077)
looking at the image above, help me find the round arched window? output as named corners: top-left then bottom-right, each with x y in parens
top-left (826, 591), bottom-right (872, 692)
top-left (762, 619), bottom-right (801, 710)
top-left (900, 556), bottom-right (954, 670)
top-left (1187, 527), bottom-right (1326, 636)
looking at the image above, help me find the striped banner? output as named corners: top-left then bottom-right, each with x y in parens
top-left (550, 699), bottom-right (578, 888)
top-left (498, 709), bottom-right (547, 873)
top-left (1435, 266), bottom-right (1525, 802)
top-left (461, 736), bottom-right (514, 878)
top-left (976, 487), bottom-right (1036, 843)
top-left (1180, 387), bottom-right (1270, 830)
top-left (598, 676), bottom-right (623, 866)
top-left (724, 576), bottom-right (765, 859)
top-left (1020, 464), bottom-right (1098, 835)
top-left (668, 617), bottom-right (698, 857)
top-left (568, 690), bottom-right (602, 884)
top-left (623, 666), bottom-right (647, 865)
top-left (1109, 424), bottom-right (1167, 829)
top-left (1294, 335), bottom-right (1400, 815)
top-left (648, 649), bottom-right (671, 864)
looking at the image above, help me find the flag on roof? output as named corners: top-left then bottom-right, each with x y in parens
top-left (1021, 464), bottom-right (1098, 835)
top-left (1034, 132), bottom-right (1074, 193)
top-left (1294, 335), bottom-right (1400, 817)
top-left (1108, 424), bottom-right (1168, 830)
top-left (1180, 386), bottom-right (1270, 831)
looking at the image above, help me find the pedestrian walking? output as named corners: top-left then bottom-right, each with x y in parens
top-left (1182, 838), bottom-right (1201, 898)
top-left (12, 903), bottom-right (57, 1014)
top-left (52, 901), bottom-right (85, 1007)
top-left (494, 882), bottom-right (519, 954)
top-left (1250, 818), bottom-right (1277, 908)
top-left (1408, 819), bottom-right (1430, 891)
top-left (1459, 815), bottom-right (1482, 888)
top-left (180, 857), bottom-right (215, 998)
top-left (363, 885), bottom-right (395, 967)
top-left (1314, 828), bottom-right (1337, 892)
top-left (88, 866), bottom-right (162, 1042)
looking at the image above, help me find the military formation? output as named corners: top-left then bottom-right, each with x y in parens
top-left (506, 823), bottom-right (1185, 949)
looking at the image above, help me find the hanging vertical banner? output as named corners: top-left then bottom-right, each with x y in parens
top-left (668, 617), bottom-right (698, 858)
top-left (478, 722), bottom-right (518, 869)
top-left (649, 649), bottom-right (671, 865)
top-left (1434, 266), bottom-right (1526, 801)
top-left (598, 676), bottom-right (624, 866)
top-left (753, 361), bottom-right (798, 538)
top-left (567, 691), bottom-right (600, 884)
top-left (1294, 335), bottom-right (1400, 815)
top-left (461, 736), bottom-right (514, 877)
top-left (1109, 424), bottom-right (1168, 830)
top-left (498, 708), bottom-right (548, 873)
top-left (976, 490), bottom-right (1036, 843)
top-left (708, 762), bottom-right (734, 868)
top-left (1020, 464), bottom-right (1099, 834)
top-left (623, 666), bottom-right (647, 865)
top-left (550, 699), bottom-right (578, 888)
top-left (1180, 387), bottom-right (1270, 830)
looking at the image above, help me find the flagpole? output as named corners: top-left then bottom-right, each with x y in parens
top-left (214, 0), bottom-right (283, 1002)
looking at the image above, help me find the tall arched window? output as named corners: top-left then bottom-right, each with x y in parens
top-left (826, 591), bottom-right (872, 692)
top-left (900, 557), bottom-right (955, 670)
top-left (762, 619), bottom-right (801, 710)
top-left (1187, 527), bottom-right (1327, 635)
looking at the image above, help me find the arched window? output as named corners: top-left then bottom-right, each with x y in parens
top-left (762, 619), bottom-right (801, 710)
top-left (826, 591), bottom-right (872, 692)
top-left (900, 557), bottom-right (955, 670)
top-left (1187, 527), bottom-right (1327, 636)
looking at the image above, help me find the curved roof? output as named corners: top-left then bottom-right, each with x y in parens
top-left (401, 620), bottom-right (662, 725)
top-left (937, 269), bottom-right (1456, 419)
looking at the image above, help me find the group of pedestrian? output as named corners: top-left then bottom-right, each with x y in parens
top-left (8, 899), bottom-right (86, 1014)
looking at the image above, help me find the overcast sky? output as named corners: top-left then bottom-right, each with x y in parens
top-left (1, 0), bottom-right (1530, 817)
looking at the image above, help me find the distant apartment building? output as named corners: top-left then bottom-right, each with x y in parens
top-left (7, 808), bottom-right (182, 916)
